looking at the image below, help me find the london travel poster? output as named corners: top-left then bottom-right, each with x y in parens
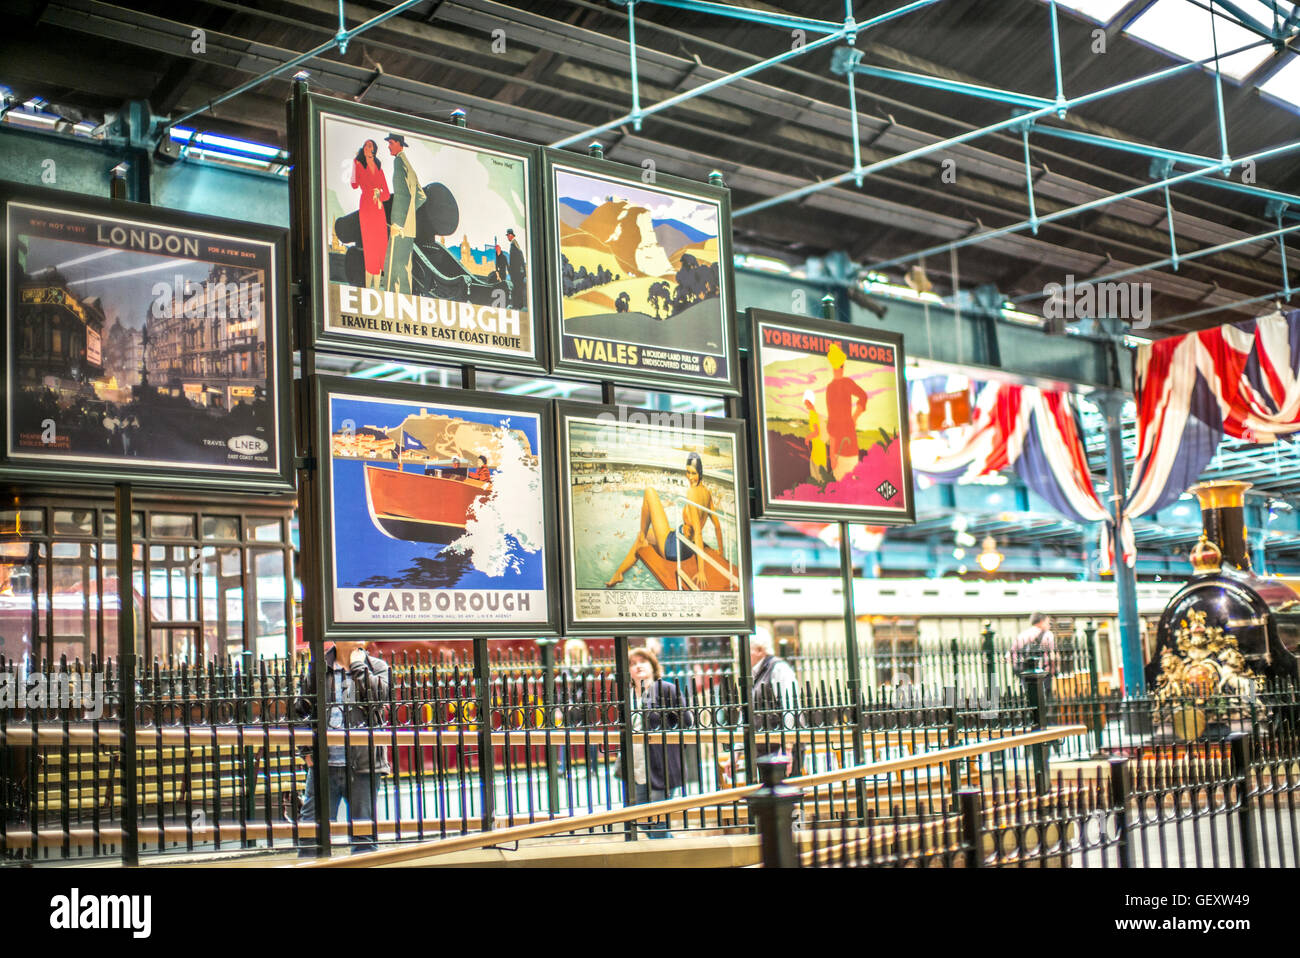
top-left (749, 309), bottom-right (913, 524)
top-left (313, 98), bottom-right (542, 370)
top-left (3, 193), bottom-right (286, 488)
top-left (321, 380), bottom-right (556, 636)
top-left (546, 155), bottom-right (737, 394)
top-left (557, 403), bottom-right (752, 636)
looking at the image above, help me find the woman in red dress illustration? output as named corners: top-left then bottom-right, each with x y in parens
top-left (352, 139), bottom-right (391, 289)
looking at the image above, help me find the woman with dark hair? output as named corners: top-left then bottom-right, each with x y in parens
top-left (627, 646), bottom-right (689, 838)
top-left (351, 139), bottom-right (391, 289)
top-left (605, 451), bottom-right (725, 590)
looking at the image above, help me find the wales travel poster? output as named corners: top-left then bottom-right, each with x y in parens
top-left (321, 380), bottom-right (556, 636)
top-left (557, 403), bottom-right (752, 636)
top-left (312, 98), bottom-right (542, 370)
top-left (3, 193), bottom-right (286, 487)
top-left (547, 157), bottom-right (737, 394)
top-left (750, 309), bottom-right (913, 524)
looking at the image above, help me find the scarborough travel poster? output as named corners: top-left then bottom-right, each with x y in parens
top-left (325, 388), bottom-right (551, 631)
top-left (559, 408), bottom-right (750, 634)
top-left (316, 106), bottom-right (537, 365)
top-left (752, 313), bottom-right (911, 523)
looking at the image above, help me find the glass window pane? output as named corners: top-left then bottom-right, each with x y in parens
top-left (250, 518), bottom-right (282, 542)
top-left (150, 513), bottom-right (195, 539)
top-left (53, 510), bottom-right (96, 536)
top-left (203, 515), bottom-right (241, 540)
top-left (0, 509), bottom-right (44, 536)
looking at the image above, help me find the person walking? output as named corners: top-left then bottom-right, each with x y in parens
top-left (295, 640), bottom-right (391, 855)
top-left (627, 647), bottom-right (689, 838)
top-left (1010, 613), bottom-right (1056, 697)
top-left (749, 626), bottom-right (800, 773)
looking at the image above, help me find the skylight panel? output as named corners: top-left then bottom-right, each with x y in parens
top-left (1051, 0), bottom-right (1135, 23)
top-left (1125, 0), bottom-right (1276, 80)
top-left (1260, 52), bottom-right (1300, 108)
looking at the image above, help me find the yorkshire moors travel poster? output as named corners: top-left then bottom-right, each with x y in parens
top-left (749, 309), bottom-right (913, 524)
top-left (546, 154), bottom-right (738, 394)
top-left (319, 378), bottom-right (557, 637)
top-left (556, 402), bottom-right (752, 636)
top-left (308, 95), bottom-right (544, 372)
top-left (2, 189), bottom-right (289, 489)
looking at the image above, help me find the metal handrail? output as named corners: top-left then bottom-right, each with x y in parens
top-left (291, 724), bottom-right (1083, 868)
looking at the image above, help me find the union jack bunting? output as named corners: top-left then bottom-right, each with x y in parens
top-left (1127, 310), bottom-right (1300, 519)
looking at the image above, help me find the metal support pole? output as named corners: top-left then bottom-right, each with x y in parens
top-left (736, 630), bottom-right (759, 790)
top-left (823, 290), bottom-right (869, 823)
top-left (472, 635), bottom-right (495, 834)
top-left (115, 482), bottom-right (139, 866)
top-left (981, 621), bottom-right (996, 693)
top-left (1097, 389), bottom-right (1144, 698)
top-left (1022, 125), bottom-right (1038, 234)
top-left (612, 635), bottom-right (636, 840)
top-left (1163, 185), bottom-right (1179, 270)
top-left (537, 637), bottom-right (561, 816)
top-left (957, 787), bottom-right (984, 867)
top-left (1048, 0), bottom-right (1066, 117)
top-left (744, 755), bottom-right (801, 867)
top-left (1211, 3), bottom-right (1232, 171)
top-left (1085, 620), bottom-right (1104, 756)
top-left (1229, 732), bottom-right (1260, 867)
top-left (627, 0), bottom-right (642, 131)
top-left (1023, 655), bottom-right (1050, 795)
top-left (1108, 756), bottom-right (1133, 867)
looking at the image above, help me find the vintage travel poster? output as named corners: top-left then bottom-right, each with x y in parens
top-left (314, 101), bottom-right (540, 368)
top-left (4, 195), bottom-right (285, 486)
top-left (323, 383), bottom-right (554, 634)
top-left (750, 310), bottom-right (913, 523)
top-left (547, 158), bottom-right (736, 393)
top-left (557, 404), bottom-right (751, 635)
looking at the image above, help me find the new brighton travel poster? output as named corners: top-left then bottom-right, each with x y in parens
top-left (305, 94), bottom-right (544, 372)
top-left (748, 309), bottom-right (914, 524)
top-left (1, 186), bottom-right (290, 490)
top-left (545, 153), bottom-right (738, 394)
top-left (317, 378), bottom-right (558, 637)
top-left (556, 402), bottom-right (752, 636)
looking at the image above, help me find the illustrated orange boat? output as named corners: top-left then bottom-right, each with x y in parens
top-left (364, 463), bottom-right (489, 543)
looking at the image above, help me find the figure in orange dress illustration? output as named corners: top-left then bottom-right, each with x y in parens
top-left (351, 139), bottom-right (391, 289)
top-left (824, 343), bottom-right (868, 481)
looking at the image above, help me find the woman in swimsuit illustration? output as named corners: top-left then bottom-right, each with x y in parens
top-left (605, 452), bottom-right (724, 591)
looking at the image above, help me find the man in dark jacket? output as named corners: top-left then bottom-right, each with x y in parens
top-left (505, 228), bottom-right (526, 308)
top-left (296, 641), bottom-right (390, 853)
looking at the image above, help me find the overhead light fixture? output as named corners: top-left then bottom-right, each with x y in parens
top-left (976, 536), bottom-right (1003, 573)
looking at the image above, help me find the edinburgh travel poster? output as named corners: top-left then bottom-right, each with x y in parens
top-left (556, 402), bottom-right (752, 636)
top-left (545, 154), bottom-right (738, 394)
top-left (318, 378), bottom-right (558, 637)
top-left (308, 95), bottom-right (544, 372)
top-left (749, 309), bottom-right (914, 524)
top-left (2, 188), bottom-right (289, 489)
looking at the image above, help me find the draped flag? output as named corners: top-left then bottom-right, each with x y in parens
top-left (913, 380), bottom-right (1134, 567)
top-left (1126, 310), bottom-right (1300, 520)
